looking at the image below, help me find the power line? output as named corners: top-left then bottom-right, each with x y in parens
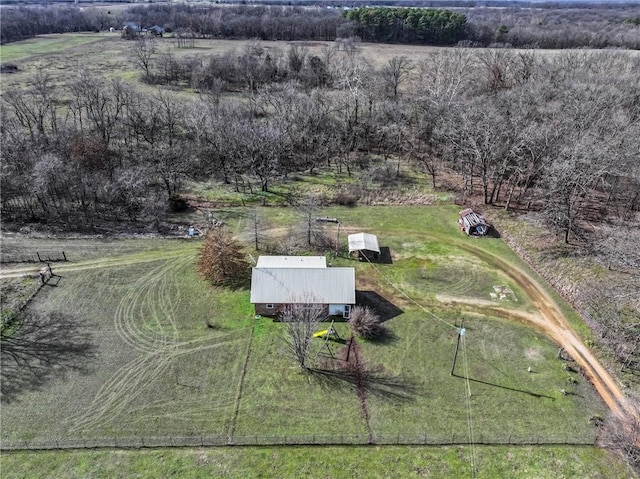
top-left (362, 255), bottom-right (458, 330)
top-left (461, 327), bottom-right (478, 479)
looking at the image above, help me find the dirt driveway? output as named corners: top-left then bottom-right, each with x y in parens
top-left (450, 240), bottom-right (631, 420)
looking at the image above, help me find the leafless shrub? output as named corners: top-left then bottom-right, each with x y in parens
top-left (334, 186), bottom-right (361, 206)
top-left (349, 306), bottom-right (384, 340)
top-left (602, 402), bottom-right (640, 473)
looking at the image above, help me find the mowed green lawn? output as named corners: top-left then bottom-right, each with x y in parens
top-left (0, 205), bottom-right (621, 476)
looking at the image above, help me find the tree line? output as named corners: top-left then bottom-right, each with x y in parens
top-left (3, 44), bottom-right (638, 237)
top-left (2, 3), bottom-right (640, 49)
top-left (344, 7), bottom-right (467, 44)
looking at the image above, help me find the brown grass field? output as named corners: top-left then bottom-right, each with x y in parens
top-left (3, 33), bottom-right (639, 93)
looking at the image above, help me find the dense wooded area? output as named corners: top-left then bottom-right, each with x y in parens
top-left (2, 44), bottom-right (639, 237)
top-left (2, 3), bottom-right (640, 48)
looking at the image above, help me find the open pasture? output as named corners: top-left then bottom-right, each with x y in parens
top-left (5, 32), bottom-right (638, 94)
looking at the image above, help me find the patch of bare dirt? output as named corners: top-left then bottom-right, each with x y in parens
top-left (525, 347), bottom-right (543, 361)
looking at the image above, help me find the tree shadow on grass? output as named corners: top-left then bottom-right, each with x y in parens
top-left (451, 373), bottom-right (556, 400)
top-left (1, 311), bottom-right (96, 404)
top-left (307, 367), bottom-right (419, 404)
top-left (451, 339), bottom-right (556, 400)
top-left (308, 338), bottom-right (418, 403)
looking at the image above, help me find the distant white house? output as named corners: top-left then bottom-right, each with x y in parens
top-left (348, 232), bottom-right (380, 261)
top-left (250, 256), bottom-right (355, 318)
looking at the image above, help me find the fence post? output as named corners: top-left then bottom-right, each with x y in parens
top-left (62, 251), bottom-right (67, 261)
top-left (37, 252), bottom-right (42, 262)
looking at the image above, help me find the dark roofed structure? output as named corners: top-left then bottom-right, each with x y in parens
top-left (458, 208), bottom-right (490, 236)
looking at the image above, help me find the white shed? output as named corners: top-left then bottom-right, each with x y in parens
top-left (348, 233), bottom-right (380, 261)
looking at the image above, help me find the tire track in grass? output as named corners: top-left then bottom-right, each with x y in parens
top-left (69, 253), bottom-right (248, 435)
top-left (227, 320), bottom-right (256, 443)
top-left (69, 333), bottom-right (248, 434)
top-left (69, 351), bottom-right (175, 433)
top-left (112, 256), bottom-right (190, 353)
top-left (0, 251), bottom-right (195, 279)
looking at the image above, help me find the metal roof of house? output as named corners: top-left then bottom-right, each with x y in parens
top-left (256, 256), bottom-right (326, 268)
top-left (348, 233), bottom-right (380, 253)
top-left (250, 267), bottom-right (355, 305)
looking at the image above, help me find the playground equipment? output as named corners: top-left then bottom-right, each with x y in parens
top-left (313, 322), bottom-right (340, 339)
top-left (313, 320), bottom-right (341, 359)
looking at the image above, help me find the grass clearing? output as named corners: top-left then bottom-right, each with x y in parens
top-left (0, 33), bottom-right (109, 63)
top-left (7, 34), bottom-right (637, 97)
top-left (1, 445), bottom-right (634, 479)
top-left (0, 204), bottom-right (624, 476)
top-left (234, 319), bottom-right (366, 438)
top-left (362, 310), bottom-right (601, 441)
top-left (1, 239), bottom-right (253, 440)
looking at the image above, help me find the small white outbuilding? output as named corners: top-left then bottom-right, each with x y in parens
top-left (348, 233), bottom-right (380, 261)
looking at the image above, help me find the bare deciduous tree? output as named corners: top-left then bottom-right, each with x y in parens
top-left (602, 401), bottom-right (640, 473)
top-left (132, 36), bottom-right (157, 80)
top-left (380, 56), bottom-right (413, 99)
top-left (280, 299), bottom-right (326, 369)
top-left (287, 44), bottom-right (308, 79)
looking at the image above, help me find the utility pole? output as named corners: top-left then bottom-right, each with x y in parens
top-left (451, 318), bottom-right (466, 376)
top-left (315, 216), bottom-right (341, 256)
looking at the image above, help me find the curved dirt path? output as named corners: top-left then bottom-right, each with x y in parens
top-left (450, 240), bottom-right (631, 420)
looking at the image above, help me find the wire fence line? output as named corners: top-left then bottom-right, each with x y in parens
top-left (1, 251), bottom-right (68, 264)
top-left (1, 433), bottom-right (600, 451)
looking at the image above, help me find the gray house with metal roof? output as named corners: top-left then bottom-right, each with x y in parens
top-left (250, 256), bottom-right (355, 318)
